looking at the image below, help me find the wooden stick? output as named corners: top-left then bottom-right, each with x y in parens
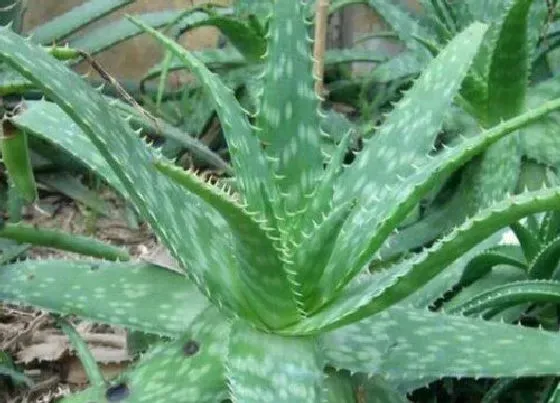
top-left (313, 0), bottom-right (329, 97)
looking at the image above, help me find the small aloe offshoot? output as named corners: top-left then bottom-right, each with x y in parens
top-left (5, 1), bottom-right (560, 401)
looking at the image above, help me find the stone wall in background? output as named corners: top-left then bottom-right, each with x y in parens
top-left (23, 0), bottom-right (230, 79)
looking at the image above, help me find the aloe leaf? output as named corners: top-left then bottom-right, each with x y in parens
top-left (155, 160), bottom-right (298, 327)
top-left (519, 79), bottom-right (560, 167)
top-left (321, 76), bottom-right (560, 307)
top-left (0, 259), bottom-right (209, 336)
top-left (226, 319), bottom-right (324, 402)
top-left (403, 232), bottom-right (505, 308)
top-left (486, 0), bottom-right (533, 124)
top-left (0, 28), bottom-right (249, 315)
top-left (529, 236), bottom-right (560, 279)
top-left (69, 9), bottom-right (229, 56)
top-left (29, 0), bottom-right (134, 45)
top-left (56, 316), bottom-right (105, 387)
top-left (101, 98), bottom-right (232, 173)
top-left (511, 221), bottom-right (541, 261)
top-left (448, 279), bottom-right (560, 316)
top-left (323, 304), bottom-right (560, 381)
top-left (62, 307), bottom-right (230, 403)
top-left (0, 223), bottom-right (129, 261)
top-left (0, 365), bottom-right (32, 387)
top-left (288, 186), bottom-right (560, 335)
top-left (366, 0), bottom-right (436, 49)
top-left (0, 0), bottom-right (23, 33)
top-left (444, 265), bottom-right (528, 317)
top-left (191, 16), bottom-right (266, 61)
top-left (459, 244), bottom-right (527, 285)
top-left (369, 50), bottom-right (427, 82)
top-left (287, 201), bottom-right (355, 313)
top-left (35, 172), bottom-right (111, 216)
top-left (10, 101), bottom-right (125, 196)
top-left (128, 16), bottom-right (275, 218)
top-left (254, 0), bottom-right (324, 216)
top-left (540, 210), bottom-right (560, 244)
top-left (320, 24), bottom-right (488, 295)
top-left (335, 22), bottom-right (487, 215)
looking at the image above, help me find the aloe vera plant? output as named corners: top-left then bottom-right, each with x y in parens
top-left (6, 1), bottom-right (560, 401)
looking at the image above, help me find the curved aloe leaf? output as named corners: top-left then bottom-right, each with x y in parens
top-left (288, 185), bottom-right (560, 335)
top-left (69, 9), bottom-right (230, 56)
top-left (56, 317), bottom-right (105, 387)
top-left (0, 259), bottom-right (209, 336)
top-left (0, 27), bottom-right (251, 317)
top-left (0, 223), bottom-right (129, 261)
top-left (29, 0), bottom-right (133, 45)
top-left (321, 80), bottom-right (560, 308)
top-left (366, 0), bottom-right (436, 49)
top-left (128, 15), bottom-right (276, 218)
top-left (318, 23), bottom-right (488, 301)
top-left (447, 279), bottom-right (560, 315)
top-left (323, 305), bottom-right (560, 381)
top-left (62, 307), bottom-right (230, 403)
top-left (459, 244), bottom-right (527, 285)
top-left (226, 319), bottom-right (324, 403)
top-left (155, 160), bottom-right (298, 327)
top-left (255, 0), bottom-right (324, 216)
top-left (519, 79), bottom-right (560, 167)
top-left (529, 235), bottom-right (560, 279)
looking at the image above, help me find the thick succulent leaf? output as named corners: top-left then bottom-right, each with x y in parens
top-left (287, 201), bottom-right (355, 313)
top-left (403, 232), bottom-right (505, 308)
top-left (447, 279), bottom-right (560, 315)
top-left (255, 0), bottom-right (324, 216)
top-left (63, 307), bottom-right (230, 403)
top-left (227, 319), bottom-right (324, 402)
top-left (155, 160), bottom-right (298, 328)
top-left (129, 16), bottom-right (275, 219)
top-left (323, 304), bottom-right (560, 381)
top-left (10, 101), bottom-right (124, 195)
top-left (486, 0), bottom-right (533, 124)
top-left (511, 220), bottom-right (541, 261)
top-left (366, 0), bottom-right (436, 49)
top-left (332, 24), bottom-right (486, 223)
top-left (289, 186), bottom-right (560, 335)
top-left (0, 30), bottom-right (249, 319)
top-left (57, 317), bottom-right (105, 386)
top-left (519, 79), bottom-right (560, 167)
top-left (319, 80), bottom-right (560, 308)
top-left (459, 244), bottom-right (527, 285)
top-left (69, 9), bottom-right (230, 56)
top-left (529, 235), bottom-right (560, 279)
top-left (189, 16), bottom-right (266, 61)
top-left (0, 223), bottom-right (129, 261)
top-left (292, 132), bottom-right (352, 244)
top-left (444, 265), bottom-right (528, 316)
top-left (369, 50), bottom-right (427, 83)
top-left (29, 0), bottom-right (133, 44)
top-left (0, 259), bottom-right (209, 337)
top-left (0, 0), bottom-right (23, 32)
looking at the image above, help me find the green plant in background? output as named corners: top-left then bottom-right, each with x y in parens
top-left (344, 0), bottom-right (560, 267)
top-left (6, 1), bottom-right (560, 402)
